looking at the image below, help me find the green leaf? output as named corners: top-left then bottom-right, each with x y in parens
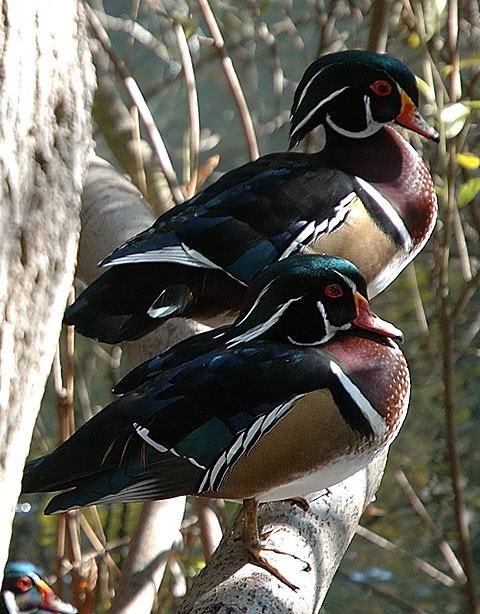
top-left (458, 177), bottom-right (480, 207)
top-left (464, 100), bottom-right (480, 110)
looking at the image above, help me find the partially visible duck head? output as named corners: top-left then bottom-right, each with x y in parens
top-left (290, 50), bottom-right (439, 147)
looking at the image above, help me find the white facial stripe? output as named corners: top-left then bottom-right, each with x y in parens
top-left (335, 271), bottom-right (357, 294)
top-left (227, 296), bottom-right (304, 347)
top-left (287, 300), bottom-right (336, 346)
top-left (329, 360), bottom-right (386, 438)
top-left (325, 112), bottom-right (384, 138)
top-left (292, 86), bottom-right (350, 139)
top-left (295, 67), bottom-right (330, 108)
top-left (355, 177), bottom-right (413, 250)
top-left (364, 94), bottom-right (373, 126)
top-left (234, 281), bottom-right (273, 326)
top-left (3, 592), bottom-right (17, 612)
top-left (315, 296), bottom-right (350, 337)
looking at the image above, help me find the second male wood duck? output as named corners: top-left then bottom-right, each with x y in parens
top-left (1, 561), bottom-right (77, 614)
top-left (64, 50), bottom-right (439, 344)
top-left (24, 255), bottom-right (410, 589)
top-left (65, 51), bottom-right (438, 343)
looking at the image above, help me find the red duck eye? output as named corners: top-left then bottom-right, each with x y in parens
top-left (325, 284), bottom-right (343, 298)
top-left (370, 80), bottom-right (392, 96)
top-left (16, 576), bottom-right (33, 592)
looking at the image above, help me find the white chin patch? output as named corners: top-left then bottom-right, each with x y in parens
top-left (326, 113), bottom-right (384, 139)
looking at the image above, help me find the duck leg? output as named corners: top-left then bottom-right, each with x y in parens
top-left (241, 497), bottom-right (310, 591)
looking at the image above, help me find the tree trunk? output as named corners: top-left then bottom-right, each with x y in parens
top-left (0, 0), bottom-right (95, 574)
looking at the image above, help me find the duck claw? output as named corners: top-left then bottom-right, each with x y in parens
top-left (244, 542), bottom-right (302, 591)
top-left (241, 498), bottom-right (311, 591)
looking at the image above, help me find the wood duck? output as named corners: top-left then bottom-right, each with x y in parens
top-left (64, 50), bottom-right (438, 344)
top-left (112, 253), bottom-right (403, 394)
top-left (63, 50), bottom-right (438, 344)
top-left (1, 561), bottom-right (77, 614)
top-left (24, 255), bottom-right (410, 590)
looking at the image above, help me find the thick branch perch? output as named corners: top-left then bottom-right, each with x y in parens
top-left (179, 454), bottom-right (388, 613)
top-left (77, 158), bottom-right (204, 613)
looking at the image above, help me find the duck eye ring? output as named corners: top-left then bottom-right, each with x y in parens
top-left (16, 577), bottom-right (33, 592)
top-left (325, 283), bottom-right (343, 298)
top-left (370, 80), bottom-right (392, 96)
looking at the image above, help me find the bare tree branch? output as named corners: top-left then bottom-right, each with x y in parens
top-left (75, 157), bottom-right (204, 612)
top-left (197, 0), bottom-right (259, 161)
top-left (179, 454), bottom-right (389, 613)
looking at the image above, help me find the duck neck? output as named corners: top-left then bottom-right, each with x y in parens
top-left (322, 125), bottom-right (405, 182)
top-left (321, 124), bottom-right (437, 244)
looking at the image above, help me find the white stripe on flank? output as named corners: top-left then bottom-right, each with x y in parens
top-left (328, 360), bottom-right (386, 439)
top-left (226, 433), bottom-right (245, 464)
top-left (354, 177), bottom-right (413, 250)
top-left (198, 397), bottom-right (301, 493)
top-left (279, 220), bottom-right (316, 259)
top-left (280, 195), bottom-right (352, 261)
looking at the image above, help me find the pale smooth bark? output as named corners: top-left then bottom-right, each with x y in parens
top-left (77, 158), bottom-right (203, 614)
top-left (78, 157), bottom-right (207, 364)
top-left (179, 454), bottom-right (388, 613)
top-left (0, 1), bottom-right (94, 575)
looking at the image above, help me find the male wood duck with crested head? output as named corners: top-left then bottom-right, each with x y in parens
top-left (1, 561), bottom-right (77, 614)
top-left (64, 49), bottom-right (438, 344)
top-left (24, 255), bottom-right (410, 590)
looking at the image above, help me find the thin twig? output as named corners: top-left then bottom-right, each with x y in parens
top-left (453, 205), bottom-right (472, 281)
top-left (78, 513), bottom-right (121, 574)
top-left (79, 536), bottom-right (131, 565)
top-left (440, 3), bottom-right (479, 608)
top-left (197, 0), bottom-right (259, 161)
top-left (356, 524), bottom-right (457, 587)
top-left (451, 268), bottom-right (480, 322)
top-left (174, 20), bottom-right (200, 197)
top-left (407, 264), bottom-right (429, 334)
top-left (194, 500), bottom-right (223, 562)
top-left (395, 470), bottom-right (466, 583)
top-left (86, 4), bottom-right (184, 205)
top-left (366, 0), bottom-right (393, 52)
top-left (338, 570), bottom-right (430, 614)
